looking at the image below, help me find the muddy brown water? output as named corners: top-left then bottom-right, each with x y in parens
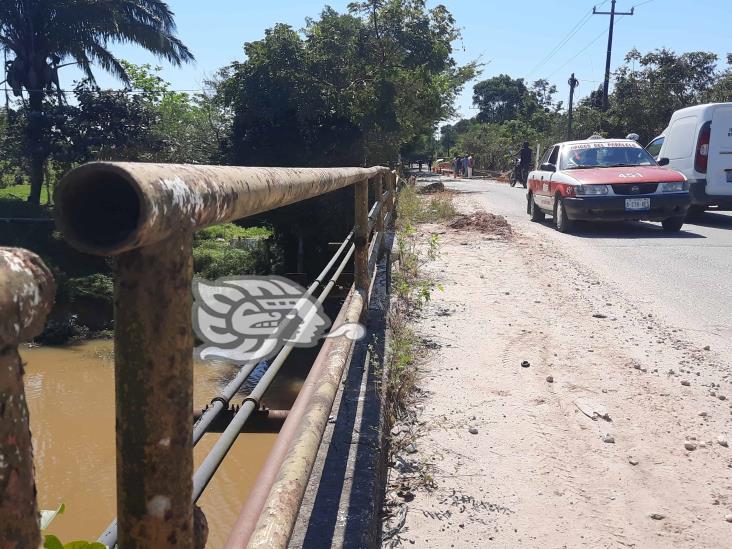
top-left (23, 339), bottom-right (311, 547)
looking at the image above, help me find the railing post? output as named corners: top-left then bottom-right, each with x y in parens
top-left (114, 233), bottom-right (194, 548)
top-left (387, 171), bottom-right (396, 228)
top-left (374, 173), bottom-right (384, 235)
top-left (354, 178), bottom-right (369, 314)
top-left (0, 248), bottom-right (55, 549)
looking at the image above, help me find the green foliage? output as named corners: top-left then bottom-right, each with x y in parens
top-left (193, 224), bottom-right (282, 279)
top-left (65, 274), bottom-right (114, 304)
top-left (44, 535), bottom-right (106, 549)
top-left (216, 1), bottom-right (473, 272)
top-left (444, 48), bottom-right (732, 171)
top-left (220, 1), bottom-right (475, 167)
top-left (608, 48), bottom-right (725, 143)
top-left (195, 223), bottom-right (271, 241)
top-left (473, 74), bottom-right (531, 124)
top-left (385, 184), bottom-right (447, 422)
top-left (123, 62), bottom-right (230, 164)
top-left (0, 0), bottom-right (193, 205)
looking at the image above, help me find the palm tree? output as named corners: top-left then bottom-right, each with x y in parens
top-left (0, 0), bottom-right (194, 205)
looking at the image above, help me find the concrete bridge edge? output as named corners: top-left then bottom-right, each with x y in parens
top-left (288, 232), bottom-right (394, 549)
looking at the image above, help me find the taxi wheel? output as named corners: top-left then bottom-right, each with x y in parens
top-left (529, 194), bottom-right (545, 222)
top-left (554, 197), bottom-right (574, 234)
top-left (661, 217), bottom-right (684, 232)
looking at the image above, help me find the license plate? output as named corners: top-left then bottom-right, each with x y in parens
top-left (625, 198), bottom-right (650, 211)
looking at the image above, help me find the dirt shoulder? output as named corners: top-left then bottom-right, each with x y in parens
top-left (383, 191), bottom-right (732, 548)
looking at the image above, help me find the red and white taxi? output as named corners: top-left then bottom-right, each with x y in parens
top-left (526, 138), bottom-right (690, 233)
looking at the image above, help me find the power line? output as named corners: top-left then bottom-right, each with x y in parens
top-left (544, 0), bottom-right (653, 84)
top-left (593, 0), bottom-right (635, 110)
top-left (526, 1), bottom-right (609, 79)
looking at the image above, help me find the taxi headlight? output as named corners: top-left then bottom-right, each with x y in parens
top-left (659, 181), bottom-right (689, 192)
top-left (575, 184), bottom-right (609, 196)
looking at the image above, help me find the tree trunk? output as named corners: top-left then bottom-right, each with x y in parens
top-left (26, 91), bottom-right (45, 206)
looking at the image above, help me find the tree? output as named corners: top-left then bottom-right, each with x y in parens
top-left (218, 0), bottom-right (474, 272)
top-left (0, 0), bottom-right (193, 205)
top-left (705, 53), bottom-right (732, 103)
top-left (473, 75), bottom-right (530, 124)
top-left (122, 62), bottom-right (229, 164)
top-left (610, 48), bottom-right (720, 143)
top-left (221, 1), bottom-right (474, 168)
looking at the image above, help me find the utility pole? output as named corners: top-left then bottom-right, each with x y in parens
top-left (567, 73), bottom-right (579, 140)
top-left (593, 0), bottom-right (634, 111)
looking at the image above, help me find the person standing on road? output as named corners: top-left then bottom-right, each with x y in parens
top-left (467, 154), bottom-right (474, 179)
top-left (518, 142), bottom-right (532, 185)
top-left (453, 156), bottom-right (460, 179)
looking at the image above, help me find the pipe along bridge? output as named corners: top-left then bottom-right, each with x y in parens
top-left (0, 163), bottom-right (398, 548)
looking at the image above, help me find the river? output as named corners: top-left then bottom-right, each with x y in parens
top-left (23, 339), bottom-right (308, 547)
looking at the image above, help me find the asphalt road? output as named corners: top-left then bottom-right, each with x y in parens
top-left (429, 173), bottom-right (732, 354)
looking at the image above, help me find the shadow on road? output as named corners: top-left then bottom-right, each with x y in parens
top-left (685, 211), bottom-right (732, 230)
top-left (536, 219), bottom-right (706, 239)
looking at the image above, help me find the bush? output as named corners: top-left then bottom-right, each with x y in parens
top-left (193, 242), bottom-right (260, 279)
top-left (194, 223), bottom-right (271, 242)
top-left (193, 224), bottom-right (282, 279)
top-left (66, 273), bottom-right (114, 303)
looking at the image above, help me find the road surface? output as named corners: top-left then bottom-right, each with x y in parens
top-left (445, 174), bottom-right (732, 355)
top-left (382, 174), bottom-right (732, 548)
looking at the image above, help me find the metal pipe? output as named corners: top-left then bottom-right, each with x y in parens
top-left (54, 163), bottom-right (387, 256)
top-left (245, 291), bottom-right (365, 549)
top-left (193, 361), bottom-right (259, 443)
top-left (114, 232), bottom-right (195, 549)
top-left (353, 179), bottom-right (369, 318)
top-left (191, 244), bottom-right (355, 503)
top-left (0, 248), bottom-right (55, 549)
top-left (223, 288), bottom-right (355, 548)
top-left (193, 228), bottom-right (355, 444)
top-left (101, 225), bottom-right (361, 546)
top-left (226, 179), bottom-right (394, 548)
top-left (374, 174), bottom-right (384, 235)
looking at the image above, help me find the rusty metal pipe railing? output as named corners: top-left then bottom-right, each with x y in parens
top-left (97, 174), bottom-right (385, 548)
top-left (245, 291), bottom-right (365, 549)
top-left (53, 162), bottom-right (389, 548)
top-left (224, 286), bottom-right (355, 547)
top-left (224, 206), bottom-right (389, 547)
top-left (55, 163), bottom-right (385, 256)
top-left (0, 248), bottom-right (55, 548)
top-left (115, 231), bottom-right (196, 547)
top-left (191, 228), bottom-right (357, 446)
top-left (236, 176), bottom-right (391, 549)
top-left (190, 242), bottom-right (357, 504)
top-left (353, 179), bottom-right (370, 320)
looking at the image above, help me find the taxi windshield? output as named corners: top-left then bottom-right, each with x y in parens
top-left (560, 143), bottom-right (657, 170)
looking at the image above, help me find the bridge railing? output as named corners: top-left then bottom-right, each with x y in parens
top-left (47, 162), bottom-right (395, 548)
top-left (0, 248), bottom-right (55, 549)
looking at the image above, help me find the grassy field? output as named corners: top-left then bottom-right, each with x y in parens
top-left (0, 183), bottom-right (52, 205)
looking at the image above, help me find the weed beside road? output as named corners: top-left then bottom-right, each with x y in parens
top-left (385, 183), bottom-right (452, 424)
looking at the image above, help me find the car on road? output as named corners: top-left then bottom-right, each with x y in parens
top-left (646, 102), bottom-right (732, 217)
top-left (526, 138), bottom-right (690, 233)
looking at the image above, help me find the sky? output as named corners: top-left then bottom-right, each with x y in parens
top-left (58, 0), bottom-right (731, 121)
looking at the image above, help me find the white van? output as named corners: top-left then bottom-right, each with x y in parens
top-left (646, 103), bottom-right (732, 215)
